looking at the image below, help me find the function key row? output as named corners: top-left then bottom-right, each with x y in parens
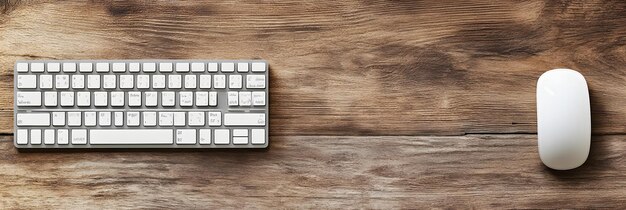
top-left (16, 62), bottom-right (266, 73)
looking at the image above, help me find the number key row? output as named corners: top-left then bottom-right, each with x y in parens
top-left (17, 91), bottom-right (266, 107)
top-left (17, 74), bottom-right (265, 90)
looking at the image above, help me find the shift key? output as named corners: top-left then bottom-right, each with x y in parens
top-left (16, 113), bottom-right (50, 126)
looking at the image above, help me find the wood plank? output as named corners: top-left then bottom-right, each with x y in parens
top-left (0, 134), bottom-right (624, 208)
top-left (2, 1), bottom-right (626, 135)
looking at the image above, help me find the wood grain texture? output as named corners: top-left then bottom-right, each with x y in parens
top-left (0, 0), bottom-right (625, 135)
top-left (0, 135), bottom-right (625, 209)
top-left (1, 0), bottom-right (626, 208)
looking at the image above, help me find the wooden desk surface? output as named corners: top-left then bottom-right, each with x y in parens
top-left (1, 0), bottom-right (625, 208)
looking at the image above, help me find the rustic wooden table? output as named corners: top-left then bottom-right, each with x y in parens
top-left (1, 0), bottom-right (625, 208)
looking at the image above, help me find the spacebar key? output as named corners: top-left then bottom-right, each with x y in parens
top-left (90, 129), bottom-right (174, 144)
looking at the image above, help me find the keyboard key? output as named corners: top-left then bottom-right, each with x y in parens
top-left (40, 75), bottom-right (53, 89)
top-left (115, 112), bottom-right (124, 126)
top-left (214, 75), bottom-right (226, 89)
top-left (16, 113), bottom-right (50, 126)
top-left (237, 62), bottom-right (249, 72)
top-left (191, 63), bottom-right (205, 72)
top-left (176, 63), bottom-right (189, 72)
top-left (67, 112), bottom-right (82, 126)
top-left (112, 63), bottom-right (125, 72)
top-left (208, 112), bottom-right (221, 126)
top-left (111, 92), bottom-right (124, 107)
top-left (71, 129), bottom-right (87, 144)
top-left (195, 92), bottom-right (208, 106)
top-left (224, 113), bottom-right (266, 126)
top-left (44, 129), bottom-right (55, 145)
top-left (233, 129), bottom-right (248, 136)
top-left (90, 129), bottom-right (174, 144)
top-left (79, 63), bottom-right (92, 72)
top-left (60, 92), bottom-right (74, 106)
top-left (162, 92), bottom-right (175, 107)
top-left (96, 63), bottom-right (109, 72)
top-left (208, 63), bottom-right (218, 72)
top-left (188, 112), bottom-right (205, 126)
top-left (233, 137), bottom-right (248, 145)
top-left (47, 63), bottom-right (60, 72)
top-left (159, 112), bottom-right (174, 126)
top-left (143, 112), bottom-right (157, 127)
top-left (103, 75), bottom-right (116, 89)
top-left (52, 112), bottom-right (65, 126)
top-left (168, 75), bottom-right (182, 89)
top-left (128, 91), bottom-right (141, 107)
top-left (16, 63), bottom-right (28, 72)
top-left (88, 75), bottom-right (101, 89)
top-left (16, 129), bottom-right (28, 144)
top-left (143, 63), bottom-right (156, 72)
top-left (72, 75), bottom-right (85, 89)
top-left (31, 63), bottom-right (44, 72)
top-left (228, 91), bottom-right (238, 106)
top-left (199, 129), bottom-right (211, 144)
top-left (176, 129), bottom-right (196, 144)
top-left (120, 75), bottom-right (134, 89)
top-left (56, 75), bottom-right (70, 89)
top-left (44, 92), bottom-right (57, 106)
top-left (251, 129), bottom-right (266, 144)
top-left (179, 92), bottom-right (193, 107)
top-left (239, 91), bottom-right (252, 106)
top-left (77, 92), bottom-right (90, 106)
top-left (127, 112), bottom-right (140, 126)
top-left (184, 75), bottom-right (196, 88)
top-left (17, 75), bottom-right (37, 89)
top-left (159, 62), bottom-right (173, 72)
top-left (145, 92), bottom-right (158, 107)
top-left (229, 75), bottom-right (242, 89)
top-left (30, 129), bottom-right (42, 144)
top-left (252, 92), bottom-right (266, 106)
top-left (174, 112), bottom-right (186, 126)
top-left (16, 92), bottom-right (41, 106)
top-left (94, 92), bottom-right (108, 107)
top-left (246, 75), bottom-right (266, 89)
top-left (214, 129), bottom-right (230, 144)
top-left (221, 62), bottom-right (234, 72)
top-left (63, 63), bottom-right (76, 72)
top-left (84, 112), bottom-right (97, 126)
top-left (57, 129), bottom-right (69, 144)
top-left (137, 75), bottom-right (149, 89)
top-left (99, 112), bottom-right (111, 126)
top-left (251, 62), bottom-right (266, 72)
top-left (209, 92), bottom-right (218, 106)
top-left (199, 75), bottom-right (211, 88)
top-left (153, 75), bottom-right (166, 88)
top-left (129, 63), bottom-right (140, 72)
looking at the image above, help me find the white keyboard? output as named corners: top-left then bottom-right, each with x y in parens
top-left (14, 60), bottom-right (269, 148)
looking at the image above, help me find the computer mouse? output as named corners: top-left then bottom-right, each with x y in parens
top-left (536, 69), bottom-right (590, 170)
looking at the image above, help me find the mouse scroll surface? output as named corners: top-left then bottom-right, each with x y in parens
top-left (536, 69), bottom-right (590, 170)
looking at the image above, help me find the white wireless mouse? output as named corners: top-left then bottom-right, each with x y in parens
top-left (536, 69), bottom-right (590, 170)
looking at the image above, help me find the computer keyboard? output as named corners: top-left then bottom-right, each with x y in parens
top-left (14, 60), bottom-right (268, 148)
